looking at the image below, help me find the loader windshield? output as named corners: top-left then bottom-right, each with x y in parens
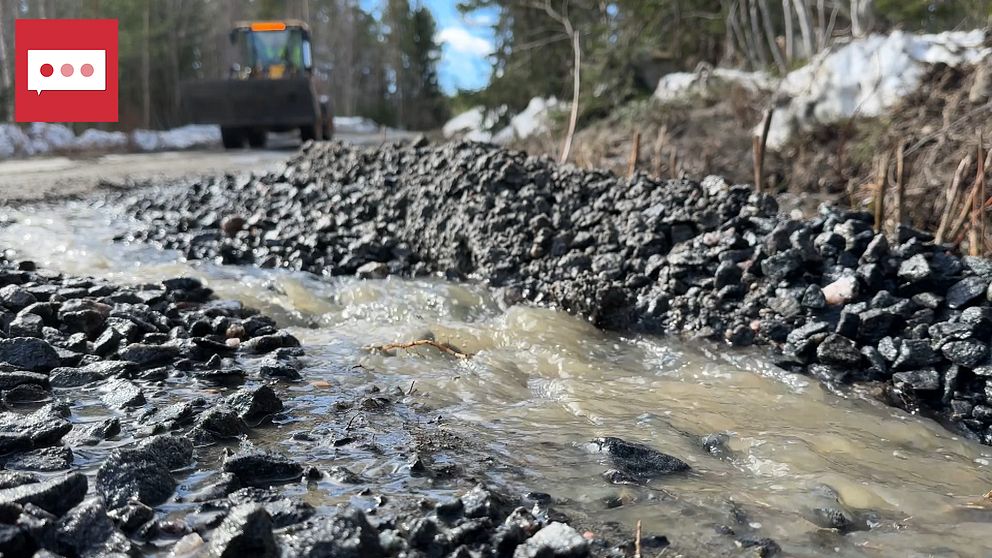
top-left (234, 27), bottom-right (308, 78)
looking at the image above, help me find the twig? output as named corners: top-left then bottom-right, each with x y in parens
top-left (407, 380), bottom-right (416, 396)
top-left (872, 151), bottom-right (889, 234)
top-left (947, 146), bottom-right (992, 244)
top-left (634, 519), bottom-right (642, 558)
top-left (935, 154), bottom-right (973, 244)
top-left (893, 142), bottom-right (905, 236)
top-left (752, 136), bottom-right (761, 192)
top-left (753, 107), bottom-right (774, 193)
top-left (627, 130), bottom-right (641, 177)
top-left (345, 413), bottom-right (362, 430)
top-left (972, 132), bottom-right (986, 256)
top-left (366, 339), bottom-right (472, 360)
top-left (669, 149), bottom-right (678, 180)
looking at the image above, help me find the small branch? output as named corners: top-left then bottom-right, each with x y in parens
top-left (634, 519), bottom-right (642, 558)
top-left (935, 154), bottom-right (972, 244)
top-left (893, 142), bottom-right (905, 236)
top-left (345, 413), bottom-right (362, 430)
top-left (752, 107), bottom-right (774, 193)
top-left (366, 339), bottom-right (472, 360)
top-left (627, 130), bottom-right (641, 177)
top-left (560, 29), bottom-right (581, 164)
top-left (972, 132), bottom-right (986, 256)
top-left (872, 151), bottom-right (889, 234)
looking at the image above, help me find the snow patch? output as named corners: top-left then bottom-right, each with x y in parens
top-left (653, 67), bottom-right (776, 101)
top-left (651, 30), bottom-right (989, 150)
top-left (131, 125), bottom-right (220, 152)
top-left (443, 106), bottom-right (498, 142)
top-left (73, 129), bottom-right (129, 151)
top-left (333, 116), bottom-right (380, 134)
top-left (443, 98), bottom-right (562, 144)
top-left (492, 97), bottom-right (560, 144)
top-left (767, 30), bottom-right (989, 149)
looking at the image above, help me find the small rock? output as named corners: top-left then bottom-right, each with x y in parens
top-left (282, 508), bottom-right (382, 557)
top-left (0, 472), bottom-right (86, 516)
top-left (815, 334), bottom-right (861, 368)
top-left (8, 313), bottom-right (42, 338)
top-left (4, 446), bottom-right (72, 471)
top-left (892, 369), bottom-right (941, 392)
top-left (947, 277), bottom-right (988, 309)
top-left (942, 339), bottom-right (989, 367)
top-left (0, 337), bottom-right (60, 371)
top-left (801, 285), bottom-right (826, 309)
top-left (137, 434), bottom-right (194, 470)
top-left (0, 371), bottom-right (48, 390)
top-left (0, 285), bottom-right (36, 311)
top-left (226, 385), bottom-right (284, 423)
top-left (898, 254), bottom-right (931, 283)
top-left (0, 404), bottom-right (72, 454)
top-left (221, 215), bottom-right (247, 237)
top-left (119, 343), bottom-right (180, 367)
top-left (206, 504), bottom-right (278, 558)
top-left (356, 262), bottom-right (389, 280)
top-left (590, 437), bottom-right (689, 482)
top-left (893, 339), bottom-right (940, 370)
top-left (100, 378), bottom-right (146, 409)
top-left (241, 332), bottom-right (300, 355)
top-left (513, 522), bottom-right (589, 558)
top-left (96, 446), bottom-right (178, 508)
top-left (223, 451), bottom-right (303, 486)
top-left (760, 249), bottom-right (801, 281)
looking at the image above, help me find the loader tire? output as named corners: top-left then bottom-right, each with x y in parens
top-left (247, 129), bottom-right (267, 148)
top-left (221, 127), bottom-right (245, 149)
top-left (300, 124), bottom-right (319, 143)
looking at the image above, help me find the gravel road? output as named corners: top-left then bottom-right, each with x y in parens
top-left (0, 129), bottom-right (411, 203)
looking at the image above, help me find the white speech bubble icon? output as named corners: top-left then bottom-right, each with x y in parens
top-left (27, 49), bottom-right (106, 95)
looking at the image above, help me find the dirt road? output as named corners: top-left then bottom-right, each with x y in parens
top-left (0, 130), bottom-right (411, 203)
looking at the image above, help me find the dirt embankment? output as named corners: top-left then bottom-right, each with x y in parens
top-left (115, 139), bottom-right (992, 449)
top-left (521, 62), bottom-right (992, 248)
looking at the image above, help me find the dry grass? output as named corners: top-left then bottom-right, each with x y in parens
top-left (516, 62), bottom-right (992, 251)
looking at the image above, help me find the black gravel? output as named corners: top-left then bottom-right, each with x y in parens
top-left (114, 139), bottom-right (992, 445)
top-left (0, 256), bottom-right (689, 556)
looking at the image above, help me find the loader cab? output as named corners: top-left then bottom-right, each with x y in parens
top-left (230, 20), bottom-right (313, 80)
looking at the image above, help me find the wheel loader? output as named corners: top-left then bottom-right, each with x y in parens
top-left (180, 20), bottom-right (333, 149)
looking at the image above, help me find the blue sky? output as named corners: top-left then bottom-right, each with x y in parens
top-left (361, 0), bottom-right (497, 93)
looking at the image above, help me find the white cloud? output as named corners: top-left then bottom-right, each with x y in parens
top-left (465, 13), bottom-right (495, 27)
top-left (437, 27), bottom-right (493, 56)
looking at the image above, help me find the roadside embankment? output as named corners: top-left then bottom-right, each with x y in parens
top-left (117, 139), bottom-right (992, 446)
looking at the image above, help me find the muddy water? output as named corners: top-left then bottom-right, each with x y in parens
top-left (3, 201), bottom-right (992, 557)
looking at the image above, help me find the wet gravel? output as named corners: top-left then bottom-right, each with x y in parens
top-left (115, 139), bottom-right (992, 446)
top-left (0, 256), bottom-right (678, 557)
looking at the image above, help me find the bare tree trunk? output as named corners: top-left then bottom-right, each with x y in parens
top-left (793, 0), bottom-right (815, 57)
top-left (745, 0), bottom-right (769, 68)
top-left (816, 0), bottom-right (826, 50)
top-left (782, 0), bottom-right (794, 62)
top-left (168, 0), bottom-right (182, 126)
top-left (142, 2), bottom-right (151, 128)
top-left (721, 1), bottom-right (737, 64)
top-left (0, 0), bottom-right (10, 120)
top-left (850, 0), bottom-right (874, 37)
top-left (757, 0), bottom-right (786, 72)
top-left (724, 1), bottom-right (758, 67)
top-left (561, 30), bottom-right (580, 164)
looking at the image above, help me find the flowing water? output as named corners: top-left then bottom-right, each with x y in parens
top-left (3, 200), bottom-right (992, 557)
